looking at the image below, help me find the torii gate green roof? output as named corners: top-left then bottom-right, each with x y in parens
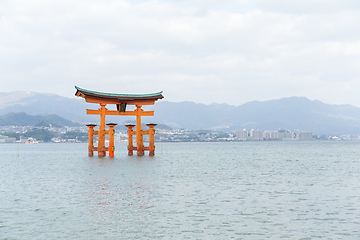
top-left (75, 86), bottom-right (164, 101)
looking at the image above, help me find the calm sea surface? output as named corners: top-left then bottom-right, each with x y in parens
top-left (1, 141), bottom-right (360, 239)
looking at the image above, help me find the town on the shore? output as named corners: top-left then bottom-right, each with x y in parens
top-left (0, 124), bottom-right (359, 143)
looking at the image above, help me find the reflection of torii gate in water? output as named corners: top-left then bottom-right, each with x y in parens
top-left (75, 86), bottom-right (164, 157)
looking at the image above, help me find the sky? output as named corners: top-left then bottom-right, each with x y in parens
top-left (1, 0), bottom-right (360, 106)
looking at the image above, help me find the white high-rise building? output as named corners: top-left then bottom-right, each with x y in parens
top-left (236, 129), bottom-right (248, 141)
top-left (270, 131), bottom-right (280, 140)
top-left (278, 130), bottom-right (295, 139)
top-left (250, 129), bottom-right (263, 140)
top-left (263, 131), bottom-right (271, 140)
top-left (297, 131), bottom-right (313, 140)
top-left (263, 131), bottom-right (280, 140)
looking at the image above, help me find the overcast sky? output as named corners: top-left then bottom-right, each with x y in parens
top-left (1, 0), bottom-right (360, 106)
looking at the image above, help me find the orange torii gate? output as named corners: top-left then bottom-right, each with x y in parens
top-left (75, 86), bottom-right (164, 156)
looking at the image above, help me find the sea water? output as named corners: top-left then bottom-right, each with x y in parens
top-left (1, 141), bottom-right (360, 239)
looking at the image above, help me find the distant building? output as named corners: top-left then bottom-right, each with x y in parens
top-left (114, 133), bottom-right (128, 143)
top-left (270, 131), bottom-right (280, 140)
top-left (250, 129), bottom-right (263, 140)
top-left (263, 131), bottom-right (280, 140)
top-left (0, 136), bottom-right (16, 143)
top-left (236, 129), bottom-right (248, 141)
top-left (262, 131), bottom-right (276, 140)
top-left (19, 136), bottom-right (29, 143)
top-left (297, 131), bottom-right (313, 141)
top-left (278, 130), bottom-right (295, 140)
top-left (263, 131), bottom-right (271, 140)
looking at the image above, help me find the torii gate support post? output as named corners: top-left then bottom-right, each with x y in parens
top-left (147, 124), bottom-right (157, 156)
top-left (107, 123), bottom-right (117, 157)
top-left (125, 124), bottom-right (135, 156)
top-left (98, 103), bottom-right (107, 157)
top-left (86, 124), bottom-right (97, 156)
top-left (136, 105), bottom-right (144, 156)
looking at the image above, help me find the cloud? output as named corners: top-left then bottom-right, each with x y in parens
top-left (254, 0), bottom-right (360, 14)
top-left (0, 0), bottom-right (360, 107)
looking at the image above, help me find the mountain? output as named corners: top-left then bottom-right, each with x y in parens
top-left (151, 97), bottom-right (360, 134)
top-left (0, 91), bottom-right (91, 121)
top-left (1, 91), bottom-right (360, 134)
top-left (0, 112), bottom-right (80, 127)
top-left (232, 97), bottom-right (360, 134)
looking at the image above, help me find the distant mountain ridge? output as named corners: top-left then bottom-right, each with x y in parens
top-left (1, 91), bottom-right (360, 134)
top-left (0, 112), bottom-right (79, 127)
top-left (149, 97), bottom-right (360, 134)
top-left (0, 91), bottom-right (91, 121)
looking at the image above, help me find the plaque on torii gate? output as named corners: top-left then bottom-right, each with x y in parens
top-left (75, 86), bottom-right (164, 156)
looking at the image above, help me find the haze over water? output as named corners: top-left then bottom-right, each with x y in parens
top-left (1, 141), bottom-right (360, 239)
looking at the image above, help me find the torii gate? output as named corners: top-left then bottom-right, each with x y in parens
top-left (75, 86), bottom-right (164, 157)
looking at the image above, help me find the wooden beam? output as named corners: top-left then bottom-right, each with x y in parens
top-left (86, 109), bottom-right (154, 116)
top-left (128, 130), bottom-right (149, 135)
top-left (84, 96), bottom-right (157, 105)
